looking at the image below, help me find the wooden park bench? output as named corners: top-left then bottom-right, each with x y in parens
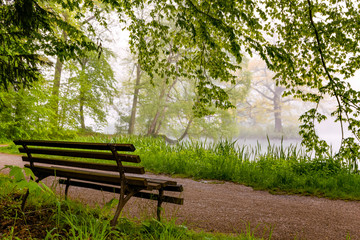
top-left (13, 139), bottom-right (183, 226)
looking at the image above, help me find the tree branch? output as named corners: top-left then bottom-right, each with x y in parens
top-left (306, 0), bottom-right (345, 141)
top-left (251, 86), bottom-right (273, 101)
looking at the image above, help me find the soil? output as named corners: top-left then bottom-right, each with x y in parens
top-left (0, 193), bottom-right (57, 240)
top-left (1, 152), bottom-right (360, 240)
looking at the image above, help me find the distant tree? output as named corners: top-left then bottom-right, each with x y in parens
top-left (62, 49), bottom-right (117, 131)
top-left (0, 79), bottom-right (71, 139)
top-left (246, 58), bottom-right (297, 133)
top-left (123, 59), bottom-right (250, 142)
top-left (50, 7), bottom-right (107, 129)
top-left (128, 62), bottom-right (142, 135)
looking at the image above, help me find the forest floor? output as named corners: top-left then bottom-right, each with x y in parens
top-left (1, 152), bottom-right (360, 240)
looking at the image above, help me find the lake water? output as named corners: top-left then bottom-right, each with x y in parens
top-left (233, 135), bottom-right (342, 153)
top-left (233, 118), bottom-right (356, 154)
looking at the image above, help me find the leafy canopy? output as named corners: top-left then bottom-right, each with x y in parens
top-left (2, 0), bottom-right (360, 164)
top-left (263, 0), bottom-right (360, 165)
top-left (0, 0), bottom-right (102, 91)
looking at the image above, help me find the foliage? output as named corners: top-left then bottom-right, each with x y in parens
top-left (0, 7), bottom-right (116, 137)
top-left (121, 61), bottom-right (249, 140)
top-left (1, 166), bottom-right (54, 196)
top-left (1, 0), bottom-right (360, 165)
top-left (262, 0), bottom-right (360, 166)
top-left (112, 0), bottom-right (360, 164)
top-left (0, 143), bottom-right (20, 154)
top-left (121, 0), bottom-right (360, 165)
top-left (0, 79), bottom-right (56, 139)
top-left (63, 49), bottom-right (117, 131)
top-left (124, 0), bottom-right (263, 117)
top-left (0, 0), bottom-right (101, 91)
top-left (0, 78), bottom-right (77, 140)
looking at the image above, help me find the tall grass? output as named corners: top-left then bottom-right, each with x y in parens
top-left (71, 135), bottom-right (360, 200)
top-left (0, 174), bottom-right (263, 239)
top-left (2, 134), bottom-right (360, 200)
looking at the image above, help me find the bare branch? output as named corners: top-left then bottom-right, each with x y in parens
top-left (251, 86), bottom-right (273, 101)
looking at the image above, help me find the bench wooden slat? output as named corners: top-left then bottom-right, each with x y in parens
top-left (19, 147), bottom-right (140, 163)
top-left (14, 140), bottom-right (135, 152)
top-left (163, 184), bottom-right (184, 192)
top-left (58, 179), bottom-right (184, 205)
top-left (147, 178), bottom-right (177, 186)
top-left (25, 165), bottom-right (147, 187)
top-left (136, 192), bottom-right (183, 204)
top-left (22, 157), bottom-right (145, 174)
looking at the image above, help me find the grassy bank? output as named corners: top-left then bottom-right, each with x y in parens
top-left (0, 173), bottom-right (263, 239)
top-left (73, 135), bottom-right (360, 200)
top-left (2, 135), bottom-right (360, 200)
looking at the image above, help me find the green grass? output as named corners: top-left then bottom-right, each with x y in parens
top-left (71, 135), bottom-right (360, 201)
top-left (0, 174), bottom-right (263, 239)
top-left (2, 134), bottom-right (360, 200)
top-left (0, 143), bottom-right (20, 154)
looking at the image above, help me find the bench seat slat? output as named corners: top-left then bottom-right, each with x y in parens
top-left (14, 140), bottom-right (135, 152)
top-left (136, 192), bottom-right (183, 204)
top-left (163, 184), bottom-right (184, 192)
top-left (25, 165), bottom-right (148, 187)
top-left (58, 179), bottom-right (184, 205)
top-left (19, 148), bottom-right (140, 163)
top-left (22, 157), bottom-right (145, 174)
top-left (147, 178), bottom-right (177, 186)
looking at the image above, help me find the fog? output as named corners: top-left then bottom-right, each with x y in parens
top-left (86, 21), bottom-right (360, 151)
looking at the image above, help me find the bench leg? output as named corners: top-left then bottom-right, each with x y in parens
top-left (157, 189), bottom-right (164, 221)
top-left (64, 178), bottom-right (70, 200)
top-left (110, 189), bottom-right (138, 226)
top-left (21, 189), bottom-right (30, 211)
top-left (21, 177), bottom-right (42, 210)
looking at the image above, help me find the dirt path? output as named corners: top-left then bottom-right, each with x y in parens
top-left (1, 152), bottom-right (360, 240)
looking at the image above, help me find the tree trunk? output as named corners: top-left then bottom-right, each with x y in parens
top-left (273, 86), bottom-right (283, 132)
top-left (147, 76), bottom-right (178, 136)
top-left (12, 85), bottom-right (22, 138)
top-left (51, 57), bottom-right (62, 114)
top-left (155, 106), bottom-right (167, 135)
top-left (161, 118), bottom-right (193, 144)
top-left (147, 110), bottom-right (162, 135)
top-left (79, 59), bottom-right (88, 131)
top-left (146, 84), bottom-right (168, 135)
top-left (51, 29), bottom-right (67, 128)
top-left (147, 52), bottom-right (179, 136)
top-left (79, 94), bottom-right (85, 130)
top-left (128, 63), bottom-right (141, 134)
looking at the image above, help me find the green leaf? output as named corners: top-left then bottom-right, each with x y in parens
top-left (9, 166), bottom-right (25, 182)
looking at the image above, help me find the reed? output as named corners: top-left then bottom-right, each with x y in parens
top-left (71, 135), bottom-right (360, 200)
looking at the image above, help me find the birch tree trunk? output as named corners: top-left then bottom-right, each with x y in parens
top-left (128, 63), bottom-right (141, 134)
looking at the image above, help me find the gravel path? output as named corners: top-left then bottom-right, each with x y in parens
top-left (1, 152), bottom-right (360, 240)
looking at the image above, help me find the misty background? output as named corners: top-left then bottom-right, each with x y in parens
top-left (71, 18), bottom-right (359, 152)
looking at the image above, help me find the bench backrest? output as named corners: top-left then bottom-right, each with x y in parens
top-left (13, 140), bottom-right (145, 176)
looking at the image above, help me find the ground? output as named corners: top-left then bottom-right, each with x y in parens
top-left (1, 152), bottom-right (360, 240)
